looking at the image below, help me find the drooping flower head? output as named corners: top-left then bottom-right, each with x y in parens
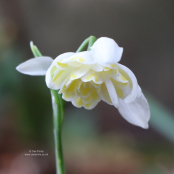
top-left (16, 37), bottom-right (150, 129)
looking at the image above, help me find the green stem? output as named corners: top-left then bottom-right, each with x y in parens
top-left (76, 37), bottom-right (90, 52)
top-left (87, 36), bottom-right (97, 51)
top-left (76, 36), bottom-right (97, 53)
top-left (51, 89), bottom-right (65, 174)
top-left (30, 43), bottom-right (66, 174)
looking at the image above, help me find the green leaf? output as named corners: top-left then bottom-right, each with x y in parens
top-left (145, 91), bottom-right (174, 143)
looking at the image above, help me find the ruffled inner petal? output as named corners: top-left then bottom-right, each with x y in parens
top-left (61, 79), bottom-right (101, 110)
top-left (72, 96), bottom-right (99, 110)
top-left (111, 78), bottom-right (131, 99)
top-left (90, 64), bottom-right (104, 72)
top-left (66, 65), bottom-right (90, 86)
top-left (81, 70), bottom-right (104, 84)
top-left (62, 80), bottom-right (78, 101)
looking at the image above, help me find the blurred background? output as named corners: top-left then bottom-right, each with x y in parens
top-left (0, 0), bottom-right (174, 173)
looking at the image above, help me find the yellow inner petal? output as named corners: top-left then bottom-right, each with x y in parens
top-left (50, 66), bottom-right (58, 79)
top-left (70, 56), bottom-right (85, 62)
top-left (74, 97), bottom-right (83, 107)
top-left (71, 74), bottom-right (78, 79)
top-left (57, 62), bottom-right (69, 69)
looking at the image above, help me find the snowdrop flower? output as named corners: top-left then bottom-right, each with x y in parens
top-left (16, 37), bottom-right (150, 129)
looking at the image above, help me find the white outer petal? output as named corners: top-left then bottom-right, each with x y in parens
top-left (116, 63), bottom-right (138, 103)
top-left (118, 86), bottom-right (150, 129)
top-left (90, 37), bottom-right (123, 65)
top-left (54, 52), bottom-right (76, 61)
top-left (105, 78), bottom-right (119, 108)
top-left (16, 57), bottom-right (53, 76)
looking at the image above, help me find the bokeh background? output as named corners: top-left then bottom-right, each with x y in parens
top-left (1, 0), bottom-right (174, 173)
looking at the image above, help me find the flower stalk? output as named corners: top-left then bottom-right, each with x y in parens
top-left (76, 37), bottom-right (89, 52)
top-left (76, 36), bottom-right (97, 53)
top-left (87, 36), bottom-right (97, 51)
top-left (30, 44), bottom-right (66, 174)
top-left (51, 89), bottom-right (65, 174)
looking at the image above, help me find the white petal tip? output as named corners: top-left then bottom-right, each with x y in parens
top-left (16, 65), bottom-right (20, 71)
top-left (137, 121), bottom-right (149, 129)
top-left (128, 118), bottom-right (149, 129)
top-left (118, 89), bottom-right (150, 130)
top-left (143, 124), bottom-right (149, 129)
top-left (16, 64), bottom-right (29, 75)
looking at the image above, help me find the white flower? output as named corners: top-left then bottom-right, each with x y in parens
top-left (16, 37), bottom-right (150, 129)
